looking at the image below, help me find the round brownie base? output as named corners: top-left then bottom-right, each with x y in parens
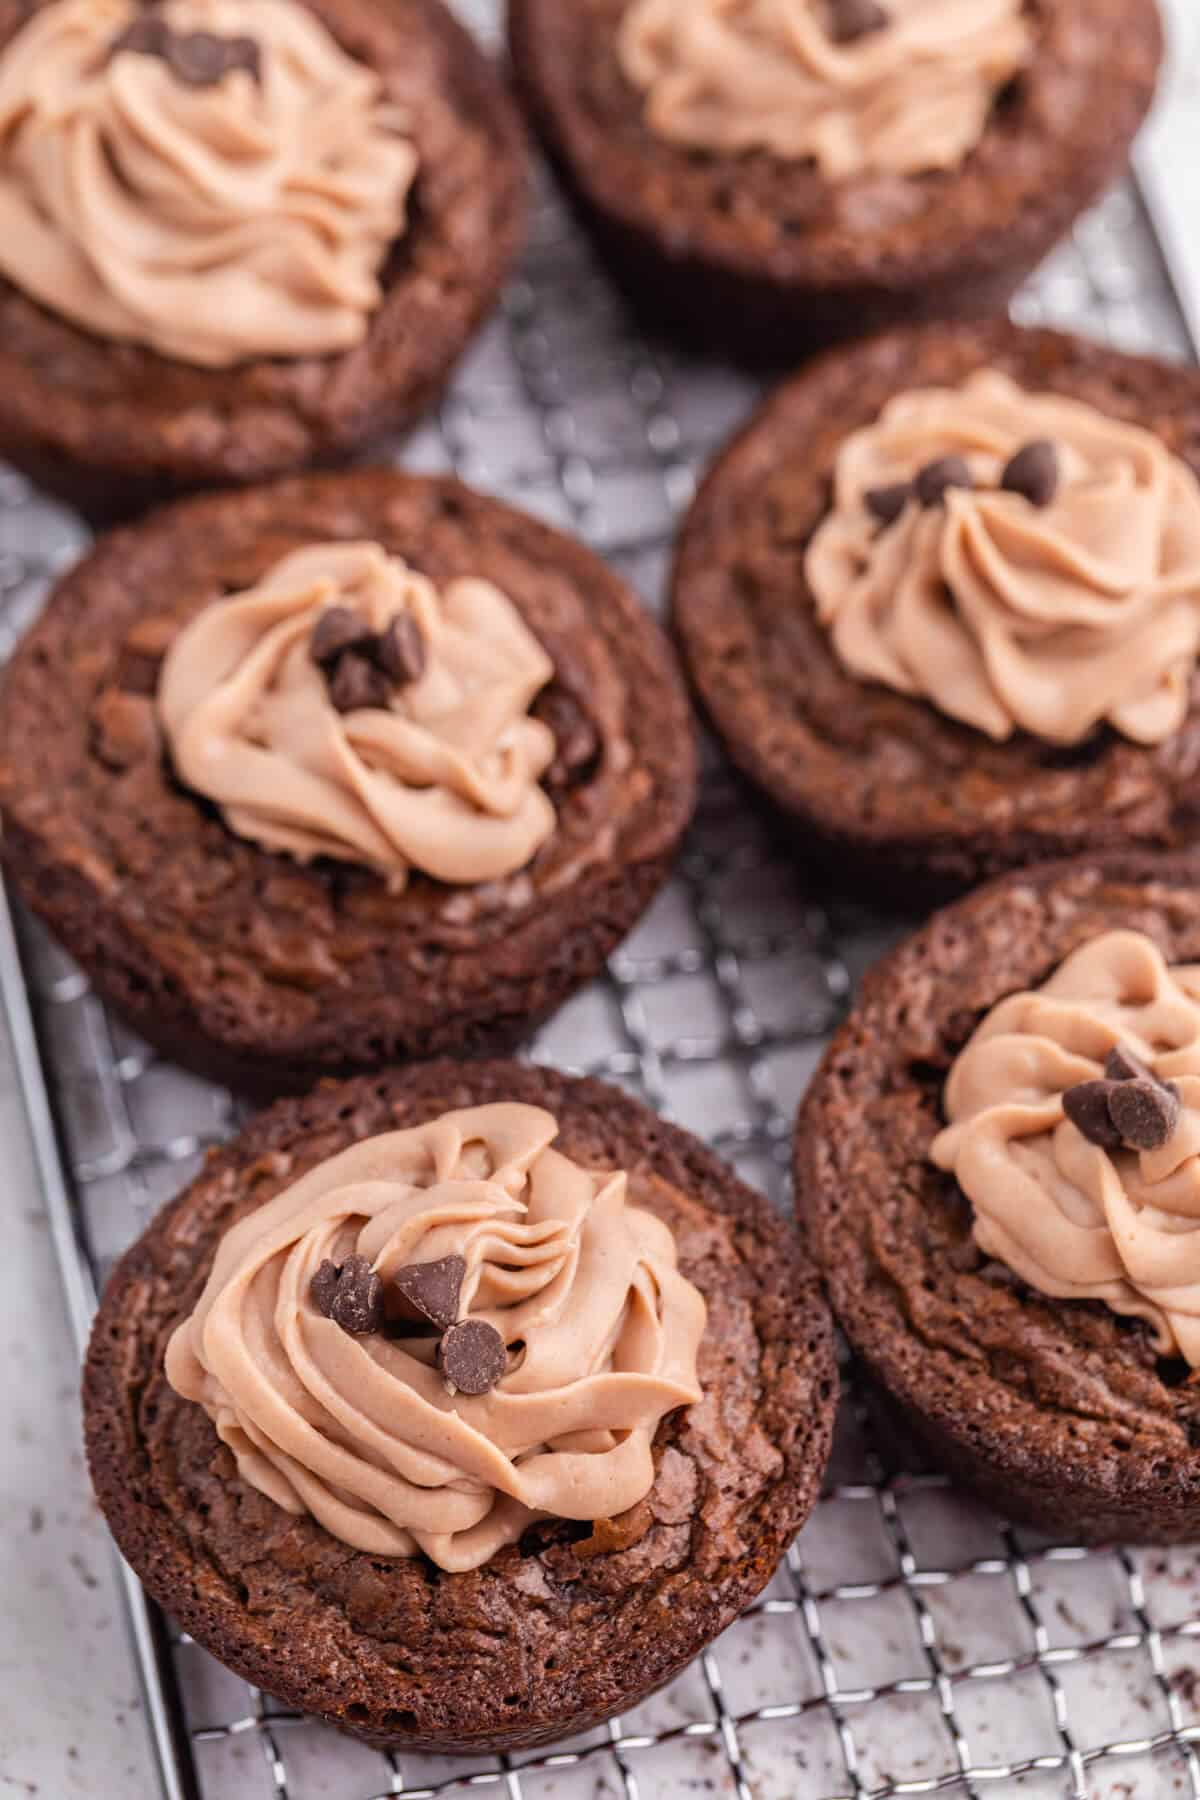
top-left (84, 1059), bottom-right (838, 1751)
top-left (508, 0), bottom-right (1161, 366)
top-left (0, 0), bottom-right (526, 521)
top-left (674, 321), bottom-right (1200, 903)
top-left (798, 851), bottom-right (1200, 1543)
top-left (0, 470), bottom-right (697, 1095)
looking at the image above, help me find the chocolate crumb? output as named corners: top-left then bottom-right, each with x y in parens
top-left (438, 1318), bottom-right (507, 1395)
top-left (390, 1254), bottom-right (466, 1331)
top-left (864, 481), bottom-right (912, 527)
top-left (915, 456), bottom-right (973, 508)
top-left (376, 614), bottom-right (427, 686)
top-left (572, 1498), bottom-right (655, 1560)
top-left (1001, 439), bottom-right (1059, 508)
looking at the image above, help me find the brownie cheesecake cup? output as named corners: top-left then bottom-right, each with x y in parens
top-left (0, 0), bottom-right (525, 515)
top-left (0, 470), bottom-right (696, 1091)
top-left (800, 853), bottom-right (1200, 1542)
top-left (85, 1060), bottom-right (837, 1750)
top-left (674, 321), bottom-right (1200, 898)
top-left (509, 0), bottom-right (1160, 361)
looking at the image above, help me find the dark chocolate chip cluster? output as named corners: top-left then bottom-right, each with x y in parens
top-left (109, 14), bottom-right (262, 86)
top-left (310, 1250), bottom-right (508, 1395)
top-left (310, 606), bottom-right (427, 715)
top-left (1062, 1042), bottom-right (1182, 1153)
top-left (865, 438), bottom-right (1060, 528)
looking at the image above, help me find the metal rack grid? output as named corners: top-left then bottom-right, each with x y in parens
top-left (5, 4), bottom-right (1200, 1797)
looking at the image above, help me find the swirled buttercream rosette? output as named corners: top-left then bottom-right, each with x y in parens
top-left (932, 930), bottom-right (1200, 1363)
top-left (157, 541), bottom-right (558, 886)
top-left (165, 1103), bottom-right (708, 1572)
top-left (0, 0), bottom-right (416, 365)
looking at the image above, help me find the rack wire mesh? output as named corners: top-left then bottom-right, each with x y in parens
top-left (4, 3), bottom-right (1200, 1796)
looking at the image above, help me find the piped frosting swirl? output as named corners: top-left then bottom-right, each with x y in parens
top-left (805, 372), bottom-right (1200, 746)
top-left (0, 0), bottom-right (416, 366)
top-left (157, 541), bottom-right (558, 887)
top-left (932, 932), bottom-right (1200, 1365)
top-left (165, 1103), bottom-right (708, 1572)
top-left (617, 0), bottom-right (1031, 180)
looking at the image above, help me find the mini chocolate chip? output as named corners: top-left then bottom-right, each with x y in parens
top-left (108, 14), bottom-right (170, 60)
top-left (375, 614), bottom-right (427, 686)
top-left (329, 651), bottom-right (392, 714)
top-left (166, 29), bottom-right (260, 86)
top-left (1105, 1042), bottom-right (1156, 1086)
top-left (1001, 439), bottom-right (1059, 508)
top-left (327, 1255), bottom-right (383, 1335)
top-left (311, 606), bottom-right (373, 667)
top-left (1108, 1078), bottom-right (1181, 1152)
top-left (391, 1254), bottom-right (466, 1332)
top-left (1062, 1080), bottom-right (1123, 1149)
top-left (438, 1319), bottom-right (507, 1395)
top-left (827, 0), bottom-right (890, 43)
top-left (915, 456), bottom-right (973, 508)
top-left (310, 1258), bottom-right (340, 1318)
top-left (864, 482), bottom-right (912, 527)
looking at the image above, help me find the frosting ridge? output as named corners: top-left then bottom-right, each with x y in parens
top-left (617, 0), bottom-right (1031, 179)
top-left (932, 931), bottom-right (1200, 1364)
top-left (158, 540), bottom-right (558, 886)
top-left (0, 0), bottom-right (416, 366)
top-left (165, 1103), bottom-right (708, 1571)
top-left (806, 371), bottom-right (1200, 746)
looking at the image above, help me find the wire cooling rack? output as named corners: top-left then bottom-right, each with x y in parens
top-left (5, 4), bottom-right (1200, 1797)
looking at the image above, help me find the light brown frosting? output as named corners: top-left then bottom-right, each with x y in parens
top-left (0, 0), bottom-right (416, 366)
top-left (617, 0), bottom-right (1030, 179)
top-left (165, 1103), bottom-right (708, 1571)
top-left (158, 542), bottom-right (558, 886)
top-left (932, 932), bottom-right (1200, 1365)
top-left (806, 372), bottom-right (1200, 747)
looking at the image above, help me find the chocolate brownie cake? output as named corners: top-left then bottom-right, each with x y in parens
top-left (673, 321), bottom-right (1200, 900)
top-left (798, 851), bottom-right (1200, 1543)
top-left (0, 0), bottom-right (525, 518)
top-left (508, 0), bottom-right (1160, 363)
top-left (84, 1059), bottom-right (838, 1751)
top-left (0, 470), bottom-right (697, 1092)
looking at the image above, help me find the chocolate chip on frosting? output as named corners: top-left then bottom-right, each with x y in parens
top-left (1109, 1077), bottom-right (1181, 1151)
top-left (1062, 1040), bottom-right (1181, 1153)
top-left (1105, 1042), bottom-right (1156, 1085)
top-left (1001, 439), bottom-right (1059, 508)
top-left (108, 18), bottom-right (261, 86)
top-left (329, 651), bottom-right (392, 715)
top-left (438, 1318), bottom-right (508, 1395)
top-left (108, 13), bottom-right (170, 61)
top-left (1062, 1080), bottom-right (1124, 1150)
top-left (166, 30), bottom-right (261, 87)
top-left (311, 606), bottom-right (374, 667)
top-left (827, 0), bottom-right (890, 44)
top-left (311, 1255), bottom-right (383, 1334)
top-left (390, 1253), bottom-right (466, 1332)
top-left (376, 614), bottom-right (427, 686)
top-left (864, 481), bottom-right (912, 527)
top-left (915, 455), bottom-right (973, 508)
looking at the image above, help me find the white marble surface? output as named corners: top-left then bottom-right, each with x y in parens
top-left (0, 1004), bottom-right (155, 1799)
